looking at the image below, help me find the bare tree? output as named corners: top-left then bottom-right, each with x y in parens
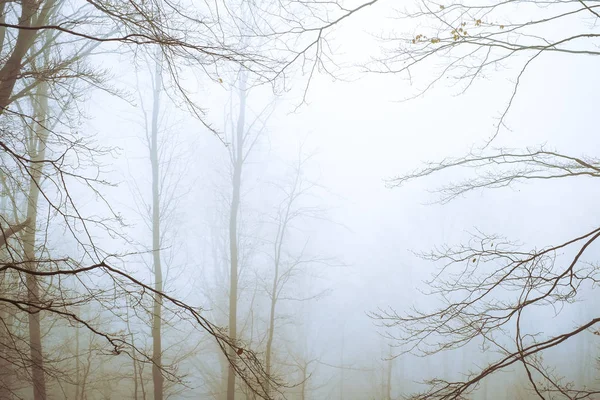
top-left (149, 51), bottom-right (165, 400)
top-left (360, 0), bottom-right (600, 398)
top-left (370, 148), bottom-right (600, 399)
top-left (223, 66), bottom-right (281, 399)
top-left (262, 152), bottom-right (332, 396)
top-left (227, 69), bottom-right (246, 400)
top-left (128, 48), bottom-right (207, 400)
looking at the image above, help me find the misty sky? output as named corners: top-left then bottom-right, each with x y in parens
top-left (77, 5), bottom-right (600, 396)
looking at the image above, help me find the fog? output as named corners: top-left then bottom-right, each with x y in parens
top-left (1, 1), bottom-right (599, 399)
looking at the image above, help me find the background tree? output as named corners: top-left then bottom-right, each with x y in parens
top-left (261, 152), bottom-right (333, 396)
top-left (225, 68), bottom-right (259, 400)
top-left (192, 71), bottom-right (276, 399)
top-left (1, 0), bottom-right (354, 397)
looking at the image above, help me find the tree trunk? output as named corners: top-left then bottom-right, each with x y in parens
top-left (265, 201), bottom-right (293, 394)
top-left (1, 15), bottom-right (57, 398)
top-left (75, 320), bottom-right (80, 400)
top-left (0, 0), bottom-right (55, 113)
top-left (386, 348), bottom-right (393, 400)
top-left (300, 364), bottom-right (307, 400)
top-left (227, 71), bottom-right (247, 400)
top-left (126, 297), bottom-right (139, 399)
top-left (150, 54), bottom-right (164, 400)
top-left (22, 78), bottom-right (49, 400)
top-left (265, 163), bottom-right (305, 396)
top-left (0, 2), bottom-right (7, 53)
top-left (0, 0), bottom-right (37, 112)
top-left (264, 264), bottom-right (278, 388)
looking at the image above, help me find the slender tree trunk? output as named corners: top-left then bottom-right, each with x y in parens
top-left (125, 297), bottom-right (139, 399)
top-left (227, 71), bottom-right (247, 400)
top-left (265, 165), bottom-right (305, 396)
top-left (132, 337), bottom-right (139, 400)
top-left (210, 224), bottom-right (230, 399)
top-left (80, 340), bottom-right (93, 399)
top-left (0, 221), bottom-right (17, 393)
top-left (300, 364), bottom-right (307, 400)
top-left (22, 79), bottom-right (49, 400)
top-left (264, 264), bottom-right (278, 386)
top-left (227, 161), bottom-right (240, 400)
top-left (386, 347), bottom-right (393, 400)
top-left (265, 202), bottom-right (293, 394)
top-left (140, 361), bottom-right (147, 400)
top-left (75, 320), bottom-right (80, 400)
top-left (398, 354), bottom-right (405, 395)
top-left (150, 55), bottom-right (164, 400)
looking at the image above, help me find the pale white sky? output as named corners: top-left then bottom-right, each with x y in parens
top-left (76, 2), bottom-right (600, 396)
